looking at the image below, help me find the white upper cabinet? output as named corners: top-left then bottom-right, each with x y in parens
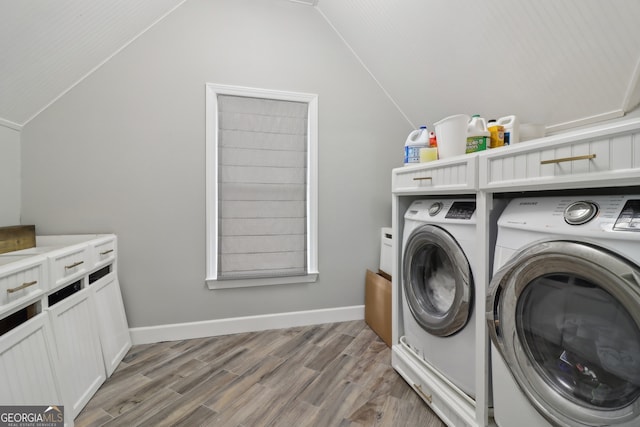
top-left (479, 118), bottom-right (640, 192)
top-left (393, 155), bottom-right (478, 195)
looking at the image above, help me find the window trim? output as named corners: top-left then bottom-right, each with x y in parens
top-left (205, 83), bottom-right (319, 289)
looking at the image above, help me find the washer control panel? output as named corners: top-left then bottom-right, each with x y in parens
top-left (405, 199), bottom-right (476, 223)
top-left (564, 201), bottom-right (599, 225)
top-left (445, 201), bottom-right (476, 220)
top-left (428, 202), bottom-right (443, 216)
top-left (614, 199), bottom-right (640, 232)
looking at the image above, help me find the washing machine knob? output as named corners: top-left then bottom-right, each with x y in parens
top-left (564, 201), bottom-right (598, 225)
top-left (428, 202), bottom-right (443, 216)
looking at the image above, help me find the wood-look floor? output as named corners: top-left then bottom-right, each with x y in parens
top-left (75, 320), bottom-right (446, 427)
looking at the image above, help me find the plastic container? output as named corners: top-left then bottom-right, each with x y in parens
top-left (497, 115), bottom-right (519, 145)
top-left (487, 119), bottom-right (505, 148)
top-left (404, 126), bottom-right (430, 165)
top-left (419, 147), bottom-right (438, 162)
top-left (379, 227), bottom-right (392, 277)
top-left (434, 114), bottom-right (469, 159)
top-left (520, 123), bottom-right (546, 141)
top-left (466, 116), bottom-right (489, 153)
top-left (429, 131), bottom-right (437, 147)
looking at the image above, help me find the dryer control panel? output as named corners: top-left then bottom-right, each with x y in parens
top-left (614, 199), bottom-right (640, 232)
top-left (405, 199), bottom-right (476, 224)
top-left (445, 201), bottom-right (476, 220)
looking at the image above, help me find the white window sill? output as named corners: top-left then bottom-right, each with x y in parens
top-left (206, 272), bottom-right (318, 289)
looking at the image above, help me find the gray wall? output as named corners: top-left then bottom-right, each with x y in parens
top-left (21, 0), bottom-right (410, 328)
top-left (0, 125), bottom-right (21, 226)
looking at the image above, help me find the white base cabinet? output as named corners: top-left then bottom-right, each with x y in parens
top-left (0, 312), bottom-right (74, 426)
top-left (0, 234), bottom-right (129, 424)
top-left (91, 275), bottom-right (131, 377)
top-left (47, 286), bottom-right (106, 420)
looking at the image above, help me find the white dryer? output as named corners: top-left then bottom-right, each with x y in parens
top-left (487, 195), bottom-right (640, 427)
top-left (401, 198), bottom-right (479, 399)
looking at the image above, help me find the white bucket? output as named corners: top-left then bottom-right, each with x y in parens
top-left (434, 114), bottom-right (470, 159)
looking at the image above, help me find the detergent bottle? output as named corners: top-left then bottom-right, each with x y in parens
top-left (466, 115), bottom-right (489, 153)
top-left (404, 126), bottom-right (430, 165)
top-left (497, 115), bottom-right (519, 145)
top-left (487, 119), bottom-right (505, 148)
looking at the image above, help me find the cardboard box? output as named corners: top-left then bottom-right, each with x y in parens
top-left (365, 269), bottom-right (392, 347)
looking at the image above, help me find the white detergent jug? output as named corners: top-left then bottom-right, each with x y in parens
top-left (466, 116), bottom-right (489, 153)
top-left (497, 115), bottom-right (519, 145)
top-left (404, 126), bottom-right (430, 165)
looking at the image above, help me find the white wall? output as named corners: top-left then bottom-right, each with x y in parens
top-left (20, 0), bottom-right (410, 328)
top-left (0, 125), bottom-right (21, 226)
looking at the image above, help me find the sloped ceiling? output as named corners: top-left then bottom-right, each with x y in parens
top-left (316, 0), bottom-right (640, 132)
top-left (1, 0), bottom-right (640, 132)
top-left (0, 0), bottom-right (185, 129)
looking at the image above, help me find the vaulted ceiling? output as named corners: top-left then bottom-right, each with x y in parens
top-left (0, 0), bottom-right (186, 129)
top-left (2, 0), bottom-right (640, 133)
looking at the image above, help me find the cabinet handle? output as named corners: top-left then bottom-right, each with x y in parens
top-left (65, 261), bottom-right (84, 269)
top-left (100, 249), bottom-right (114, 255)
top-left (413, 384), bottom-right (432, 403)
top-left (7, 280), bottom-right (38, 294)
top-left (540, 153), bottom-right (596, 165)
top-left (413, 177), bottom-right (433, 181)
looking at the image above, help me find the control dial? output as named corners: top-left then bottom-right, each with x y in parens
top-left (428, 202), bottom-right (443, 216)
top-left (564, 201), bottom-right (598, 225)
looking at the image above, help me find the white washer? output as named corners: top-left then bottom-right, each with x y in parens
top-left (487, 195), bottom-right (640, 427)
top-left (401, 198), bottom-right (479, 398)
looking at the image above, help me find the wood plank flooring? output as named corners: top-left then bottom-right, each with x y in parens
top-left (75, 320), bottom-right (446, 427)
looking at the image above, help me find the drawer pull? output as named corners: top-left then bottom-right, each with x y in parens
top-left (100, 249), bottom-right (114, 255)
top-left (540, 153), bottom-right (596, 165)
top-left (413, 384), bottom-right (433, 404)
top-left (413, 177), bottom-right (433, 181)
top-left (65, 261), bottom-right (84, 270)
top-left (7, 280), bottom-right (38, 294)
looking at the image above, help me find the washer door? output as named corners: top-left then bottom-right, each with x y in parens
top-left (403, 224), bottom-right (472, 337)
top-left (487, 241), bottom-right (640, 427)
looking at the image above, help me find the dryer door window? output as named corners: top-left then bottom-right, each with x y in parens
top-left (403, 224), bottom-right (472, 337)
top-left (488, 241), bottom-right (640, 426)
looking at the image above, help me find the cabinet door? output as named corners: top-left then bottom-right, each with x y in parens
top-left (48, 287), bottom-right (105, 420)
top-left (0, 312), bottom-right (74, 426)
top-left (91, 275), bottom-right (131, 377)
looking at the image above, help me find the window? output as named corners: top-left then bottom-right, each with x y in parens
top-left (205, 84), bottom-right (318, 289)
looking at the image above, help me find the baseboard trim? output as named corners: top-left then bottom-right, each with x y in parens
top-left (129, 305), bottom-right (365, 345)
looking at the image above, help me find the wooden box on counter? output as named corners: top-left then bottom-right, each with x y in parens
top-left (0, 225), bottom-right (36, 254)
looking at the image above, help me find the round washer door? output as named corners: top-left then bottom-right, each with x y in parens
top-left (487, 241), bottom-right (640, 427)
top-left (403, 224), bottom-right (472, 337)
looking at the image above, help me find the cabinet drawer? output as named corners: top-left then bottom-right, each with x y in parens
top-left (48, 244), bottom-right (89, 289)
top-left (0, 256), bottom-right (46, 313)
top-left (479, 118), bottom-right (640, 191)
top-left (392, 155), bottom-right (477, 195)
top-left (90, 236), bottom-right (117, 270)
top-left (392, 343), bottom-right (476, 427)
